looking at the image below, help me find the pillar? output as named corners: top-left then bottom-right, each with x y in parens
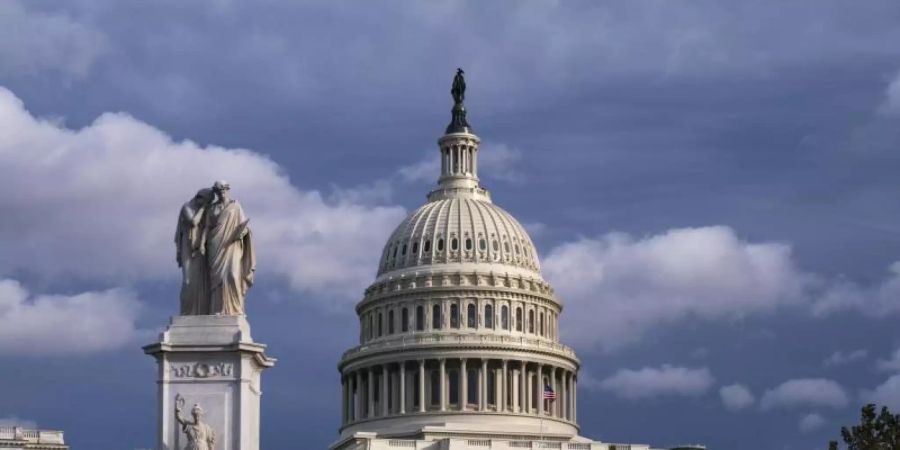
top-left (573, 375), bottom-right (577, 422)
top-left (439, 358), bottom-right (447, 412)
top-left (501, 360), bottom-right (508, 412)
top-left (418, 360), bottom-right (426, 413)
top-left (399, 362), bottom-right (406, 414)
top-left (520, 362), bottom-right (527, 413)
top-left (536, 364), bottom-right (544, 415)
top-left (460, 358), bottom-right (467, 410)
top-left (355, 371), bottom-right (362, 420)
top-left (512, 369), bottom-right (519, 412)
top-left (367, 368), bottom-right (375, 418)
top-left (561, 371), bottom-right (568, 420)
top-left (480, 359), bottom-right (488, 410)
top-left (382, 365), bottom-right (389, 416)
top-left (551, 367), bottom-right (558, 417)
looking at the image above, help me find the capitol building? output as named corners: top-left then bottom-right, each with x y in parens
top-left (328, 72), bottom-right (690, 450)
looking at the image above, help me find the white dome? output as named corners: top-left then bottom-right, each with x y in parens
top-left (377, 196), bottom-right (541, 277)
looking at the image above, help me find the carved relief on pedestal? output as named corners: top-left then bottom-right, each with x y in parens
top-left (171, 361), bottom-right (234, 379)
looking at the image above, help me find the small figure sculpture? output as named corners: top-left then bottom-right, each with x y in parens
top-left (451, 68), bottom-right (466, 104)
top-left (174, 181), bottom-right (255, 316)
top-left (175, 188), bottom-right (213, 315)
top-left (175, 394), bottom-right (216, 450)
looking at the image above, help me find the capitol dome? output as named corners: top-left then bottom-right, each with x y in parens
top-left (335, 71), bottom-right (582, 448)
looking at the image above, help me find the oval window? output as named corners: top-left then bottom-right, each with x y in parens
top-left (504, 242), bottom-right (510, 252)
top-left (479, 239), bottom-right (486, 250)
top-left (465, 238), bottom-right (472, 250)
top-left (437, 239), bottom-right (444, 251)
top-left (412, 242), bottom-right (419, 254)
top-left (451, 238), bottom-right (458, 251)
top-left (424, 240), bottom-right (431, 253)
top-left (402, 244), bottom-right (407, 256)
top-left (492, 240), bottom-right (499, 251)
top-left (514, 245), bottom-right (519, 254)
top-left (392, 246), bottom-right (398, 258)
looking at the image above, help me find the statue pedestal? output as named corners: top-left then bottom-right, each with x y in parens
top-left (144, 315), bottom-right (275, 450)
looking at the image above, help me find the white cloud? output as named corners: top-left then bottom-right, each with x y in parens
top-left (0, 1), bottom-right (107, 78)
top-left (544, 226), bottom-right (810, 350)
top-left (823, 349), bottom-right (869, 368)
top-left (799, 413), bottom-right (826, 433)
top-left (880, 69), bottom-right (900, 116)
top-left (0, 279), bottom-right (142, 355)
top-left (812, 262), bottom-right (900, 318)
top-left (720, 383), bottom-right (755, 411)
top-left (760, 378), bottom-right (849, 411)
top-left (597, 365), bottom-right (714, 400)
top-left (0, 87), bottom-right (406, 306)
top-left (0, 417), bottom-right (38, 429)
top-left (862, 374), bottom-right (900, 411)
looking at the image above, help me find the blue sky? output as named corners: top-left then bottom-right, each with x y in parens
top-left (2, 1), bottom-right (900, 449)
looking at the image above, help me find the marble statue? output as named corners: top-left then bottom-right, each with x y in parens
top-left (174, 181), bottom-right (255, 316)
top-left (175, 394), bottom-right (216, 450)
top-left (205, 180), bottom-right (255, 315)
top-left (451, 68), bottom-right (466, 104)
top-left (176, 188), bottom-right (213, 315)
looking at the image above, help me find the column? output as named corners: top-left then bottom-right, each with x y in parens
top-left (439, 358), bottom-right (447, 411)
top-left (355, 371), bottom-right (362, 420)
top-left (367, 368), bottom-right (375, 418)
top-left (551, 367), bottom-right (558, 417)
top-left (460, 358), bottom-right (467, 410)
top-left (399, 362), bottom-right (406, 414)
top-left (520, 362), bottom-right (527, 413)
top-left (480, 359), bottom-right (488, 410)
top-left (511, 368), bottom-right (519, 412)
top-left (501, 360), bottom-right (508, 412)
top-left (536, 364), bottom-right (544, 415)
top-left (342, 375), bottom-right (349, 423)
top-left (561, 371), bottom-right (568, 420)
top-left (573, 375), bottom-right (578, 422)
top-left (382, 365), bottom-right (389, 416)
top-left (418, 360), bottom-right (426, 413)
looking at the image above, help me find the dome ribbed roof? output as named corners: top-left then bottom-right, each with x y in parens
top-left (377, 197), bottom-right (540, 277)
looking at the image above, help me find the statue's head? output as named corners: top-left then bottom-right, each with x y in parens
top-left (191, 404), bottom-right (204, 420)
top-left (212, 180), bottom-right (231, 201)
top-left (457, 67), bottom-right (464, 75)
top-left (194, 188), bottom-right (213, 204)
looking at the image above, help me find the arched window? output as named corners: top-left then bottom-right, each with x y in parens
top-left (492, 240), bottom-right (499, 251)
top-left (484, 304), bottom-right (493, 329)
top-left (430, 370), bottom-right (440, 406)
top-left (449, 370), bottom-right (459, 406)
top-left (393, 245), bottom-right (398, 258)
top-left (467, 369), bottom-right (478, 405)
top-left (539, 312), bottom-right (544, 336)
top-left (451, 238), bottom-right (459, 251)
top-left (465, 238), bottom-right (472, 250)
top-left (424, 240), bottom-right (431, 253)
top-left (388, 310), bottom-right (395, 334)
top-left (378, 313), bottom-right (384, 337)
top-left (479, 239), bottom-right (486, 250)
top-left (437, 238), bottom-right (444, 252)
top-left (515, 244), bottom-right (520, 255)
top-left (501, 305), bottom-right (509, 330)
top-left (516, 307), bottom-right (523, 332)
top-left (450, 304), bottom-right (460, 329)
top-left (368, 315), bottom-right (374, 339)
top-left (432, 304), bottom-right (442, 329)
top-left (401, 307), bottom-right (409, 332)
top-left (468, 304), bottom-right (477, 328)
top-left (401, 244), bottom-right (407, 256)
top-left (528, 310), bottom-right (535, 333)
top-left (412, 242), bottom-right (419, 254)
top-left (416, 306), bottom-right (425, 331)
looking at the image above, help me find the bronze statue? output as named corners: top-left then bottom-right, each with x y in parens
top-left (446, 68), bottom-right (472, 133)
top-left (451, 68), bottom-right (466, 104)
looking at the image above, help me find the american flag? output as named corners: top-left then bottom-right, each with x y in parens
top-left (543, 384), bottom-right (556, 401)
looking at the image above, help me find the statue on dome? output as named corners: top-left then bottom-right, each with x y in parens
top-left (175, 394), bottom-right (216, 450)
top-left (451, 68), bottom-right (466, 104)
top-left (175, 181), bottom-right (255, 316)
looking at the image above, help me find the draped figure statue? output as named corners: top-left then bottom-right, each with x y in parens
top-left (175, 188), bottom-right (213, 315)
top-left (204, 180), bottom-right (255, 315)
top-left (175, 394), bottom-right (216, 450)
top-left (174, 181), bottom-right (255, 316)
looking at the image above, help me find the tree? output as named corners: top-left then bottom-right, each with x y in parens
top-left (829, 404), bottom-right (900, 450)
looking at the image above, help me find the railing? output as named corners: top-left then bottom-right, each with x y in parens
top-left (342, 332), bottom-right (577, 360)
top-left (0, 427), bottom-right (65, 444)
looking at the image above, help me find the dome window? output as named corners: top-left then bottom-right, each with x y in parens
top-left (484, 304), bottom-right (494, 329)
top-left (432, 304), bottom-right (442, 329)
top-left (467, 304), bottom-right (477, 328)
top-left (501, 305), bottom-right (509, 330)
top-left (465, 238), bottom-right (472, 250)
top-left (479, 239), bottom-right (486, 251)
top-left (514, 245), bottom-right (520, 255)
top-left (401, 308), bottom-right (409, 332)
top-left (504, 242), bottom-right (510, 252)
top-left (528, 310), bottom-right (535, 334)
top-left (424, 240), bottom-right (431, 253)
top-left (401, 244), bottom-right (407, 256)
top-left (392, 246), bottom-right (398, 258)
top-left (437, 238), bottom-right (445, 252)
top-left (388, 310), bottom-right (395, 334)
top-left (450, 304), bottom-right (460, 329)
top-left (412, 242), bottom-right (419, 254)
top-left (492, 240), bottom-right (499, 251)
top-left (451, 238), bottom-right (458, 251)
top-left (416, 306), bottom-right (424, 331)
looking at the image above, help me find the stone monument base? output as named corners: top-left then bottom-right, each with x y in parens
top-left (144, 315), bottom-right (275, 450)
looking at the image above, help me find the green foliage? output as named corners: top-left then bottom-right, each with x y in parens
top-left (831, 404), bottom-right (900, 450)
